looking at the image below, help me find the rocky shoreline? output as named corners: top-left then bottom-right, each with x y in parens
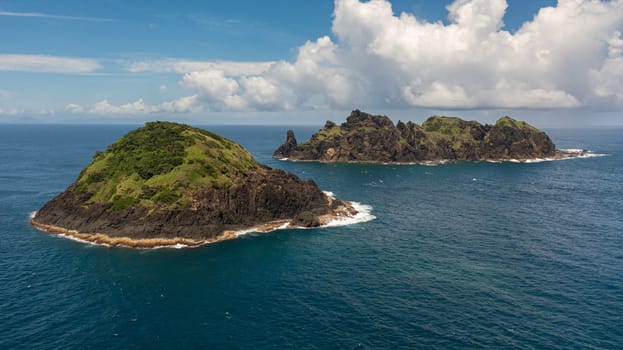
top-left (278, 148), bottom-right (591, 165)
top-left (31, 200), bottom-right (360, 249)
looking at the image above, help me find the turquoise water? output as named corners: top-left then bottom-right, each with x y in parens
top-left (1, 125), bottom-right (622, 349)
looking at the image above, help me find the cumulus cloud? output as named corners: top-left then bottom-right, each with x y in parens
top-left (0, 54), bottom-right (101, 73)
top-left (590, 31), bottom-right (623, 106)
top-left (328, 0), bottom-right (622, 109)
top-left (155, 0), bottom-right (623, 112)
top-left (65, 95), bottom-right (202, 116)
top-left (179, 70), bottom-right (292, 111)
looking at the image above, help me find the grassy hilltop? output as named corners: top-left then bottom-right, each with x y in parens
top-left (33, 121), bottom-right (343, 243)
top-left (75, 122), bottom-right (259, 211)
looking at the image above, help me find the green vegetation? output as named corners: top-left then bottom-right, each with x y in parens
top-left (111, 196), bottom-right (139, 211)
top-left (420, 116), bottom-right (482, 147)
top-left (74, 121), bottom-right (260, 210)
top-left (311, 124), bottom-right (343, 142)
top-left (495, 116), bottom-right (538, 131)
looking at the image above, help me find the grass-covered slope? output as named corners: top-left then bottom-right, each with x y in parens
top-left (74, 121), bottom-right (259, 211)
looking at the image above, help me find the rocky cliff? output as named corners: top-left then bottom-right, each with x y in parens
top-left (274, 110), bottom-right (558, 163)
top-left (32, 122), bottom-right (354, 247)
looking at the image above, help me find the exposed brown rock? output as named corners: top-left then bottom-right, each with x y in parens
top-left (274, 110), bottom-right (559, 163)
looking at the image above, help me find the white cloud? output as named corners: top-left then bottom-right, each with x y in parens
top-left (163, 0), bottom-right (623, 112)
top-left (0, 11), bottom-right (116, 22)
top-left (329, 0), bottom-right (623, 110)
top-left (270, 36), bottom-right (361, 108)
top-left (157, 95), bottom-right (202, 113)
top-left (66, 95), bottom-right (202, 116)
top-left (64, 103), bottom-right (84, 113)
top-left (0, 54), bottom-right (101, 73)
top-left (590, 31), bottom-right (623, 105)
top-left (180, 70), bottom-right (240, 102)
top-left (50, 0), bottom-right (622, 115)
top-left (179, 70), bottom-right (291, 111)
top-left (127, 59), bottom-right (274, 75)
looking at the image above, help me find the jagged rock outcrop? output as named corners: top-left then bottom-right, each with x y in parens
top-left (274, 110), bottom-right (558, 163)
top-left (32, 122), bottom-right (354, 247)
top-left (273, 130), bottom-right (298, 159)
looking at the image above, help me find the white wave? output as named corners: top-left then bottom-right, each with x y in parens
top-left (151, 243), bottom-right (191, 250)
top-left (573, 152), bottom-right (607, 159)
top-left (55, 233), bottom-right (111, 248)
top-left (233, 194), bottom-right (375, 236)
top-left (322, 201), bottom-right (376, 228)
top-left (559, 148), bottom-right (586, 154)
top-left (520, 152), bottom-right (606, 163)
top-left (234, 222), bottom-right (290, 238)
top-left (322, 191), bottom-right (336, 199)
top-left (29, 211), bottom-right (37, 219)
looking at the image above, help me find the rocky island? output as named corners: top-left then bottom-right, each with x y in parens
top-left (275, 110), bottom-right (586, 163)
top-left (31, 122), bottom-right (359, 248)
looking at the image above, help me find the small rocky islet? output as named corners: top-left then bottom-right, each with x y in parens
top-left (31, 122), bottom-right (357, 248)
top-left (274, 110), bottom-right (585, 163)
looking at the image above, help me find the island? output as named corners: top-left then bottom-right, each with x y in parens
top-left (274, 110), bottom-right (586, 163)
top-left (31, 121), bottom-right (359, 248)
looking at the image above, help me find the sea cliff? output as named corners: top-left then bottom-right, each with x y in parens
top-left (274, 110), bottom-right (582, 163)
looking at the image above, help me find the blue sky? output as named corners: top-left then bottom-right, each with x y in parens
top-left (0, 0), bottom-right (622, 125)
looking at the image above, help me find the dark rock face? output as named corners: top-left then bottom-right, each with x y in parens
top-left (33, 122), bottom-right (343, 241)
top-left (35, 167), bottom-right (338, 240)
top-left (273, 130), bottom-right (298, 159)
top-left (274, 110), bottom-right (556, 163)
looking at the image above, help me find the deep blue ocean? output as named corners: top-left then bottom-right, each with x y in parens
top-left (0, 124), bottom-right (622, 349)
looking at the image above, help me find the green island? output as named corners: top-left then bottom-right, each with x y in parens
top-left (31, 122), bottom-right (357, 248)
top-left (274, 110), bottom-right (585, 163)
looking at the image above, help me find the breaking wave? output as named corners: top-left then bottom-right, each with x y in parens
top-left (508, 150), bottom-right (607, 163)
top-left (322, 201), bottom-right (376, 227)
top-left (234, 192), bottom-right (376, 237)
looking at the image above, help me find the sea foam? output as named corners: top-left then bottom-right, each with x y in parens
top-left (234, 192), bottom-right (375, 236)
top-left (321, 201), bottom-right (376, 227)
top-left (512, 150), bottom-right (607, 163)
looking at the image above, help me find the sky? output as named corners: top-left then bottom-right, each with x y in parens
top-left (0, 0), bottom-right (622, 126)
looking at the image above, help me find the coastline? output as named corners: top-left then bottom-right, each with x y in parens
top-left (30, 201), bottom-right (369, 249)
top-left (278, 149), bottom-right (603, 165)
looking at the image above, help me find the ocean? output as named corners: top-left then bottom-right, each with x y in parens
top-left (0, 124), bottom-right (621, 349)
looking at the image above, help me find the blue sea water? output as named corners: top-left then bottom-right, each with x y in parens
top-left (0, 124), bottom-right (622, 349)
